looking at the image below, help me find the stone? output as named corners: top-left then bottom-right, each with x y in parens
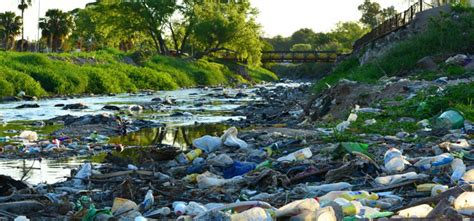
top-left (15, 104), bottom-right (40, 109)
top-left (54, 104), bottom-right (65, 107)
top-left (464, 61), bottom-right (474, 72)
top-left (63, 103), bottom-right (88, 110)
top-left (416, 56), bottom-right (438, 71)
top-left (445, 54), bottom-right (468, 65)
top-left (102, 105), bottom-right (121, 111)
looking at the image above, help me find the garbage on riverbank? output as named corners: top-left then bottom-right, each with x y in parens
top-left (0, 80), bottom-right (473, 220)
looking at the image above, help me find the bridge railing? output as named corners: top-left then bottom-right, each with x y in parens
top-left (261, 51), bottom-right (339, 63)
top-left (353, 0), bottom-right (434, 51)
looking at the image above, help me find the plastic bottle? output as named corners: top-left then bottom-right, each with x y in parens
top-left (74, 163), bottom-right (92, 187)
top-left (414, 153), bottom-right (454, 172)
top-left (319, 191), bottom-right (377, 202)
top-left (173, 202), bottom-right (187, 216)
top-left (463, 169), bottom-right (474, 183)
top-left (0, 136), bottom-right (10, 143)
top-left (333, 198), bottom-right (356, 216)
top-left (143, 207), bottom-right (171, 217)
top-left (416, 183), bottom-right (437, 192)
top-left (175, 153), bottom-right (189, 165)
top-left (397, 204), bottom-right (433, 218)
top-left (275, 198), bottom-right (320, 218)
top-left (186, 149), bottom-right (202, 162)
top-left (230, 207), bottom-right (272, 221)
top-left (351, 200), bottom-right (381, 217)
top-left (306, 182), bottom-right (353, 194)
top-left (339, 191), bottom-right (378, 201)
top-left (435, 110), bottom-right (465, 130)
top-left (277, 147), bottom-right (312, 162)
top-left (451, 158), bottom-right (466, 183)
top-left (256, 160), bottom-right (272, 170)
top-left (431, 184), bottom-right (448, 197)
top-left (140, 190), bottom-right (154, 211)
top-left (360, 198), bottom-right (399, 209)
top-left (375, 172), bottom-right (428, 185)
top-left (384, 148), bottom-right (405, 173)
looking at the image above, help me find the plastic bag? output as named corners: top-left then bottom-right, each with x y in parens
top-left (74, 163), bottom-right (92, 187)
top-left (223, 161), bottom-right (256, 179)
top-left (221, 127), bottom-right (248, 149)
top-left (19, 130), bottom-right (38, 142)
top-left (193, 135), bottom-right (222, 153)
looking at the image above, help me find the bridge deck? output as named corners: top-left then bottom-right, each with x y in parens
top-left (221, 51), bottom-right (339, 63)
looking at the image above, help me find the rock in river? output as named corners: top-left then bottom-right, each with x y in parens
top-left (102, 105), bottom-right (121, 111)
top-left (15, 104), bottom-right (40, 109)
top-left (63, 103), bottom-right (88, 110)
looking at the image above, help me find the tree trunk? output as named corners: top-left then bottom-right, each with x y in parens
top-left (20, 9), bottom-right (24, 52)
top-left (168, 23), bottom-right (180, 53)
top-left (49, 34), bottom-right (53, 52)
top-left (157, 33), bottom-right (168, 55)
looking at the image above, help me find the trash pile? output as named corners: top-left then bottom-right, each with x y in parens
top-left (0, 109), bottom-right (473, 221)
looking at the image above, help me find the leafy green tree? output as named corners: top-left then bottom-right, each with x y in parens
top-left (168, 0), bottom-right (199, 54)
top-left (290, 43), bottom-right (312, 51)
top-left (192, 0), bottom-right (263, 65)
top-left (358, 0), bottom-right (381, 28)
top-left (0, 12), bottom-right (22, 50)
top-left (330, 21), bottom-right (369, 52)
top-left (380, 6), bottom-right (397, 22)
top-left (39, 9), bottom-right (74, 52)
top-left (18, 0), bottom-right (32, 51)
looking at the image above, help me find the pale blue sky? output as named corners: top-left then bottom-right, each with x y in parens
top-left (0, 0), bottom-right (408, 40)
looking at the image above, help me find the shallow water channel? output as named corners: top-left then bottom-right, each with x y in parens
top-left (0, 82), bottom-right (304, 184)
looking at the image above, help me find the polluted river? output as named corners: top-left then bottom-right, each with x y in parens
top-left (0, 77), bottom-right (473, 220)
top-left (0, 82), bottom-right (300, 185)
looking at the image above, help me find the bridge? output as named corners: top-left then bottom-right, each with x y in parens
top-left (221, 50), bottom-right (340, 63)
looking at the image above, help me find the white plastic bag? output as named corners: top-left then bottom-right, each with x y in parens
top-left (221, 127), bottom-right (248, 149)
top-left (19, 130), bottom-right (38, 142)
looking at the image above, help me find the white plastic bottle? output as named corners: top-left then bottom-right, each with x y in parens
top-left (451, 158), bottom-right (466, 183)
top-left (140, 190), bottom-right (154, 211)
top-left (384, 148), bottom-right (405, 173)
top-left (277, 148), bottom-right (312, 162)
top-left (375, 172), bottom-right (428, 185)
top-left (431, 185), bottom-right (448, 197)
top-left (306, 182), bottom-right (352, 194)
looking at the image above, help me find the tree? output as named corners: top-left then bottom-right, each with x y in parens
top-left (330, 21), bottom-right (369, 52)
top-left (0, 12), bottom-right (22, 50)
top-left (192, 0), bottom-right (263, 65)
top-left (380, 6), bottom-right (397, 22)
top-left (358, 0), bottom-right (381, 28)
top-left (168, 0), bottom-right (199, 55)
top-left (18, 0), bottom-right (32, 51)
top-left (39, 9), bottom-right (74, 52)
top-left (290, 43), bottom-right (312, 51)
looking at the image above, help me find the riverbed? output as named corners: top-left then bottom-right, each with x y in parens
top-left (0, 82), bottom-right (305, 184)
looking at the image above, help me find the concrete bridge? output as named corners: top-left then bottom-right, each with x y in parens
top-left (222, 50), bottom-right (340, 63)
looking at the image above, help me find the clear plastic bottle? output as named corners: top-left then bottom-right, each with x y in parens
top-left (384, 148), bottom-right (405, 173)
top-left (275, 198), bottom-right (320, 218)
top-left (173, 202), bottom-right (187, 216)
top-left (451, 158), bottom-right (466, 183)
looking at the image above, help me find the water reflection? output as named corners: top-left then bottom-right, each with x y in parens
top-left (0, 157), bottom-right (83, 184)
top-left (109, 124), bottom-right (228, 150)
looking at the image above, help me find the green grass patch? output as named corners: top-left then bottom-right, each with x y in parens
top-left (0, 50), bottom-right (277, 97)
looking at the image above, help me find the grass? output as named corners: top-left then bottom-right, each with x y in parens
top-left (0, 50), bottom-right (278, 98)
top-left (314, 6), bottom-right (474, 94)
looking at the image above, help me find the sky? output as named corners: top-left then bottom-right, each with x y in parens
top-left (0, 0), bottom-right (409, 40)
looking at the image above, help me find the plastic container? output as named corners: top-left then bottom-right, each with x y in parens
top-left (193, 135), bottom-right (222, 153)
top-left (397, 204), bottom-right (433, 218)
top-left (435, 110), bottom-right (465, 130)
top-left (221, 127), bottom-right (248, 149)
top-left (186, 149), bottom-right (202, 161)
top-left (454, 192), bottom-right (474, 210)
top-left (319, 191), bottom-right (377, 202)
top-left (416, 183), bottom-right (437, 192)
top-left (451, 158), bottom-right (466, 183)
top-left (230, 207), bottom-right (272, 221)
top-left (275, 198), bottom-right (320, 218)
top-left (277, 147), bottom-right (312, 162)
top-left (384, 148), bottom-right (405, 173)
top-left (314, 205), bottom-right (339, 221)
top-left (375, 172), bottom-right (428, 185)
top-left (463, 169), bottom-right (474, 183)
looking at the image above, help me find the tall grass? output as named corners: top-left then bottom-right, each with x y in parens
top-left (0, 50), bottom-right (278, 97)
top-left (314, 7), bottom-right (474, 93)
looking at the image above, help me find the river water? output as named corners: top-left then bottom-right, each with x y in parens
top-left (0, 82), bottom-right (304, 184)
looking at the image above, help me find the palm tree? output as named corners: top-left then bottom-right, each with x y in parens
top-left (0, 12), bottom-right (22, 50)
top-left (18, 0), bottom-right (32, 51)
top-left (39, 9), bottom-right (73, 52)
